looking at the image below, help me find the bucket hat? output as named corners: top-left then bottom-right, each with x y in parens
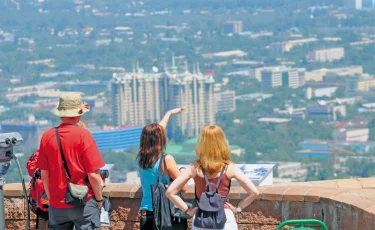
top-left (53, 92), bottom-right (90, 117)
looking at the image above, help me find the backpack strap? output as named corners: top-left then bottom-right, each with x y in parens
top-left (202, 164), bottom-right (227, 192)
top-left (157, 154), bottom-right (169, 183)
top-left (223, 178), bottom-right (231, 204)
top-left (55, 127), bottom-right (71, 181)
top-left (214, 165), bottom-right (227, 190)
top-left (201, 168), bottom-right (216, 192)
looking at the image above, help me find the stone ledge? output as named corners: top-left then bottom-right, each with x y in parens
top-left (5, 178), bottom-right (375, 229)
top-left (5, 178), bottom-right (375, 214)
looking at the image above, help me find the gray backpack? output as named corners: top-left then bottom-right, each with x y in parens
top-left (194, 165), bottom-right (230, 229)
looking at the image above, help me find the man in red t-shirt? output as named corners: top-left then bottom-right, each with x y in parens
top-left (37, 92), bottom-right (105, 230)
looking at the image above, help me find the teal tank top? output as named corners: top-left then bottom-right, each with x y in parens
top-left (138, 158), bottom-right (168, 211)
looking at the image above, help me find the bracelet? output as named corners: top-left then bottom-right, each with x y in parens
top-left (96, 199), bottom-right (103, 202)
top-left (184, 206), bottom-right (189, 213)
top-left (179, 167), bottom-right (186, 171)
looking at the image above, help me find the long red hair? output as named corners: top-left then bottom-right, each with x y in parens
top-left (195, 125), bottom-right (232, 175)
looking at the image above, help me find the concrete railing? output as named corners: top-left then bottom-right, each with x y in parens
top-left (4, 178), bottom-right (375, 229)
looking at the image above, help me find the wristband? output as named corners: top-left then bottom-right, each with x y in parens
top-left (96, 199), bottom-right (103, 202)
top-left (184, 206), bottom-right (189, 213)
top-left (236, 206), bottom-right (242, 213)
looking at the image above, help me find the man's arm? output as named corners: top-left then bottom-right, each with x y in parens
top-left (88, 170), bottom-right (103, 207)
top-left (41, 170), bottom-right (50, 199)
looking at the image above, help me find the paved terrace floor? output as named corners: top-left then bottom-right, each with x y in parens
top-left (4, 178), bottom-right (375, 229)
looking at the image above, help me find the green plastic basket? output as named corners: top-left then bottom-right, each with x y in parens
top-left (276, 219), bottom-right (329, 230)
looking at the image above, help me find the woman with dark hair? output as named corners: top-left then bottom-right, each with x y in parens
top-left (138, 108), bottom-right (188, 230)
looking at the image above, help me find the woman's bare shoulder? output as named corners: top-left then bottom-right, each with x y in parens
top-left (164, 154), bottom-right (175, 161)
top-left (225, 163), bottom-right (238, 178)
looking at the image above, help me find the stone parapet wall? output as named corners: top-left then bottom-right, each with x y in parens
top-left (4, 178), bottom-right (375, 229)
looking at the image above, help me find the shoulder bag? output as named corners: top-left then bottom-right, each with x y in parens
top-left (55, 127), bottom-right (88, 206)
top-left (151, 154), bottom-right (192, 230)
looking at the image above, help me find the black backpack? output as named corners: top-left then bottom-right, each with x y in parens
top-left (150, 154), bottom-right (191, 230)
top-left (194, 165), bottom-right (230, 229)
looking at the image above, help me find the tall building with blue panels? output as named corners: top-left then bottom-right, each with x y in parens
top-left (91, 126), bottom-right (143, 151)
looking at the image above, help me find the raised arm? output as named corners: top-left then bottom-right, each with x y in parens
top-left (158, 107), bottom-right (186, 129)
top-left (228, 165), bottom-right (259, 213)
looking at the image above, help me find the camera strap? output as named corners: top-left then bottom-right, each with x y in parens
top-left (55, 127), bottom-right (71, 181)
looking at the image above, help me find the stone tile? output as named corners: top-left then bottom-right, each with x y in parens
top-left (4, 183), bottom-right (24, 197)
top-left (364, 204), bottom-right (375, 216)
top-left (228, 186), bottom-right (246, 200)
top-left (261, 187), bottom-right (290, 201)
top-left (182, 185), bottom-right (197, 199)
top-left (319, 188), bottom-right (347, 199)
top-left (304, 188), bottom-right (332, 202)
top-left (282, 187), bottom-right (312, 202)
top-left (357, 178), bottom-right (375, 189)
top-left (281, 182), bottom-right (313, 187)
top-left (309, 180), bottom-right (339, 187)
top-left (348, 189), bottom-right (375, 200)
top-left (109, 184), bottom-right (142, 198)
top-left (335, 179), bottom-right (363, 189)
top-left (102, 183), bottom-right (120, 197)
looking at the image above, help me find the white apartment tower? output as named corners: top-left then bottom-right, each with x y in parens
top-left (165, 61), bottom-right (215, 137)
top-left (111, 66), bottom-right (165, 127)
top-left (111, 58), bottom-right (215, 137)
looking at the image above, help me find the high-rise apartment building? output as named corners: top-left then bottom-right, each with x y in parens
top-left (111, 70), bottom-right (165, 127)
top-left (223, 21), bottom-right (243, 34)
top-left (111, 58), bottom-right (215, 137)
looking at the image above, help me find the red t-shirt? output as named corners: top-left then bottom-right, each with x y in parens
top-left (37, 123), bottom-right (105, 209)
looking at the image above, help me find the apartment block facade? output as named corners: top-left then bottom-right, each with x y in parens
top-left (261, 67), bottom-right (303, 89)
top-left (214, 90), bottom-right (236, 113)
top-left (111, 60), bottom-right (215, 137)
top-left (307, 47), bottom-right (345, 62)
top-left (346, 75), bottom-right (375, 93)
top-left (223, 20), bottom-right (243, 34)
